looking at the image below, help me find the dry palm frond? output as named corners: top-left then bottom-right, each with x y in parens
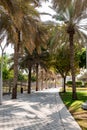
top-left (35, 22), bottom-right (48, 48)
top-left (0, 0), bottom-right (49, 55)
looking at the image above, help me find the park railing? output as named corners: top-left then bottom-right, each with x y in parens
top-left (3, 79), bottom-right (58, 95)
top-left (3, 80), bottom-right (28, 95)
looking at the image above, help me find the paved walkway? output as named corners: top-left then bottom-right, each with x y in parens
top-left (0, 88), bottom-right (82, 130)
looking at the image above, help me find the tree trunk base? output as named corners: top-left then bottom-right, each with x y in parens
top-left (36, 88), bottom-right (38, 91)
top-left (12, 87), bottom-right (17, 99)
top-left (28, 89), bottom-right (31, 94)
top-left (72, 92), bottom-right (77, 100)
top-left (62, 90), bottom-right (66, 93)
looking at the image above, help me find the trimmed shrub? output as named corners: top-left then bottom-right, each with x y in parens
top-left (66, 81), bottom-right (72, 87)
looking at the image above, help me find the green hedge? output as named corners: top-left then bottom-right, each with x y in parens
top-left (66, 81), bottom-right (82, 87)
top-left (84, 82), bottom-right (87, 87)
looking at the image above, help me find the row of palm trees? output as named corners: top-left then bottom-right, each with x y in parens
top-left (19, 48), bottom-right (50, 93)
top-left (0, 0), bottom-right (87, 101)
top-left (0, 0), bottom-right (49, 100)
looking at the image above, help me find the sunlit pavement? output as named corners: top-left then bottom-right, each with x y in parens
top-left (0, 88), bottom-right (81, 130)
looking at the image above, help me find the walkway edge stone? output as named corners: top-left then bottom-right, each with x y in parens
top-left (55, 90), bottom-right (82, 130)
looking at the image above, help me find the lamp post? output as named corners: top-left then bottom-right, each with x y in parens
top-left (0, 51), bottom-right (3, 105)
top-left (81, 43), bottom-right (87, 110)
top-left (0, 44), bottom-right (6, 105)
top-left (86, 44), bottom-right (87, 69)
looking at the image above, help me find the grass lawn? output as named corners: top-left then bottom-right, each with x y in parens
top-left (60, 87), bottom-right (87, 130)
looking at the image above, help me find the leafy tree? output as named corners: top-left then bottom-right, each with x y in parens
top-left (54, 45), bottom-right (70, 92)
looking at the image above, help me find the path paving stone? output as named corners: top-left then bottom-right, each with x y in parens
top-left (0, 88), bottom-right (82, 130)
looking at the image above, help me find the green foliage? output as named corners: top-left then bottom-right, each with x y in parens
top-left (60, 90), bottom-right (87, 107)
top-left (3, 69), bottom-right (10, 80)
top-left (3, 68), bottom-right (14, 80)
top-left (54, 45), bottom-right (70, 77)
top-left (8, 70), bottom-right (14, 80)
top-left (18, 72), bottom-right (28, 81)
top-left (66, 81), bottom-right (72, 86)
top-left (31, 75), bottom-right (36, 82)
top-left (75, 81), bottom-right (82, 86)
top-left (77, 48), bottom-right (86, 68)
top-left (1, 54), bottom-right (13, 80)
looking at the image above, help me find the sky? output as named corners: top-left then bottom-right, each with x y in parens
top-left (37, 1), bottom-right (56, 22)
top-left (0, 37), bottom-right (14, 56)
top-left (0, 1), bottom-right (55, 56)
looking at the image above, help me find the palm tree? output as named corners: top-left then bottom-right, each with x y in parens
top-left (11, 8), bottom-right (40, 99)
top-left (0, 0), bottom-right (41, 99)
top-left (51, 0), bottom-right (87, 99)
top-left (29, 22), bottom-right (49, 91)
top-left (18, 19), bottom-right (49, 93)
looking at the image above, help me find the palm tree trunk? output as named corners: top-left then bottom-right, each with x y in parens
top-left (36, 63), bottom-right (39, 91)
top-left (12, 43), bottom-right (19, 99)
top-left (41, 70), bottom-right (43, 90)
top-left (68, 31), bottom-right (77, 100)
top-left (28, 67), bottom-right (31, 94)
top-left (0, 52), bottom-right (3, 104)
top-left (12, 30), bottom-right (20, 99)
top-left (63, 76), bottom-right (66, 93)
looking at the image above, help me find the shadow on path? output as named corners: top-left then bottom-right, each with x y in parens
top-left (0, 88), bottom-right (81, 130)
